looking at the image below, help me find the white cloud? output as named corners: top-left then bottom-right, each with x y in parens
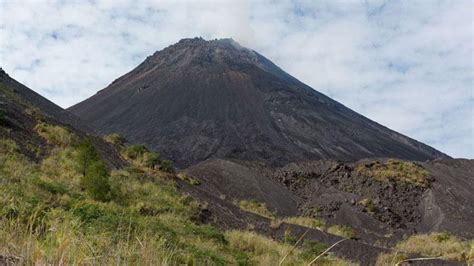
top-left (0, 0), bottom-right (472, 158)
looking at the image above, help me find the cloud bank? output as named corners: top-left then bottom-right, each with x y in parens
top-left (0, 0), bottom-right (472, 158)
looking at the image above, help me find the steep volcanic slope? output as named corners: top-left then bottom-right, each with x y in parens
top-left (69, 37), bottom-right (448, 168)
top-left (0, 69), bottom-right (124, 168)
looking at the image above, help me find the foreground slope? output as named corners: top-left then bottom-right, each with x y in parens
top-left (0, 68), bottom-right (124, 168)
top-left (69, 37), bottom-right (448, 168)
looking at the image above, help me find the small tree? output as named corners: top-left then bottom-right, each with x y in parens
top-left (76, 139), bottom-right (111, 201)
top-left (81, 161), bottom-right (110, 201)
top-left (76, 139), bottom-right (100, 177)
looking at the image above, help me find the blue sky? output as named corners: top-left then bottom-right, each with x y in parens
top-left (0, 0), bottom-right (473, 158)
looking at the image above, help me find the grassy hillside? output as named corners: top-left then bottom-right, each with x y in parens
top-left (0, 120), bottom-right (350, 265)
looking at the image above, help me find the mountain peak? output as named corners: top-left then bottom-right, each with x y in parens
top-left (174, 37), bottom-right (241, 48)
top-left (69, 38), bottom-right (448, 168)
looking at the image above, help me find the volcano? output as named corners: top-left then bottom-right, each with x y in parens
top-left (69, 37), bottom-right (448, 168)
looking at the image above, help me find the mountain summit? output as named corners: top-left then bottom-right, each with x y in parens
top-left (69, 37), bottom-right (448, 167)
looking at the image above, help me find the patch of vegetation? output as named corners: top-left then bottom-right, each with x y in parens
top-left (177, 172), bottom-right (201, 185)
top-left (355, 159), bottom-right (431, 187)
top-left (327, 225), bottom-right (357, 239)
top-left (104, 133), bottom-right (125, 147)
top-left (300, 240), bottom-right (328, 260)
top-left (239, 199), bottom-right (274, 218)
top-left (283, 227), bottom-right (297, 245)
top-left (0, 135), bottom-right (352, 264)
top-left (393, 232), bottom-right (473, 263)
top-left (34, 122), bottom-right (77, 147)
top-left (0, 139), bottom-right (18, 154)
top-left (375, 252), bottom-right (408, 265)
top-left (0, 83), bottom-right (23, 103)
top-left (225, 230), bottom-right (348, 265)
top-left (121, 144), bottom-right (175, 173)
top-left (25, 107), bottom-right (47, 121)
top-left (282, 216), bottom-right (325, 230)
top-left (358, 198), bottom-right (378, 214)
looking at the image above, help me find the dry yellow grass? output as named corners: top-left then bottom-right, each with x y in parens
top-left (327, 225), bottom-right (356, 239)
top-left (34, 123), bottom-right (77, 147)
top-left (282, 216), bottom-right (325, 230)
top-left (239, 200), bottom-right (274, 218)
top-left (226, 230), bottom-right (300, 264)
top-left (376, 232), bottom-right (473, 265)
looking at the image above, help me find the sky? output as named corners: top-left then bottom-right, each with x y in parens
top-left (0, 0), bottom-right (473, 158)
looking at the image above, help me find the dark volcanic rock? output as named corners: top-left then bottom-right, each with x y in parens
top-left (69, 37), bottom-right (448, 168)
top-left (185, 158), bottom-right (474, 247)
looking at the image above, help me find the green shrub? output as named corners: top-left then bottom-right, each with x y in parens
top-left (81, 161), bottom-right (111, 201)
top-left (76, 139), bottom-right (111, 201)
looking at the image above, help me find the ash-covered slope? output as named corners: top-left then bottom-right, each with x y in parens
top-left (0, 69), bottom-right (125, 169)
top-left (69, 37), bottom-right (448, 168)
